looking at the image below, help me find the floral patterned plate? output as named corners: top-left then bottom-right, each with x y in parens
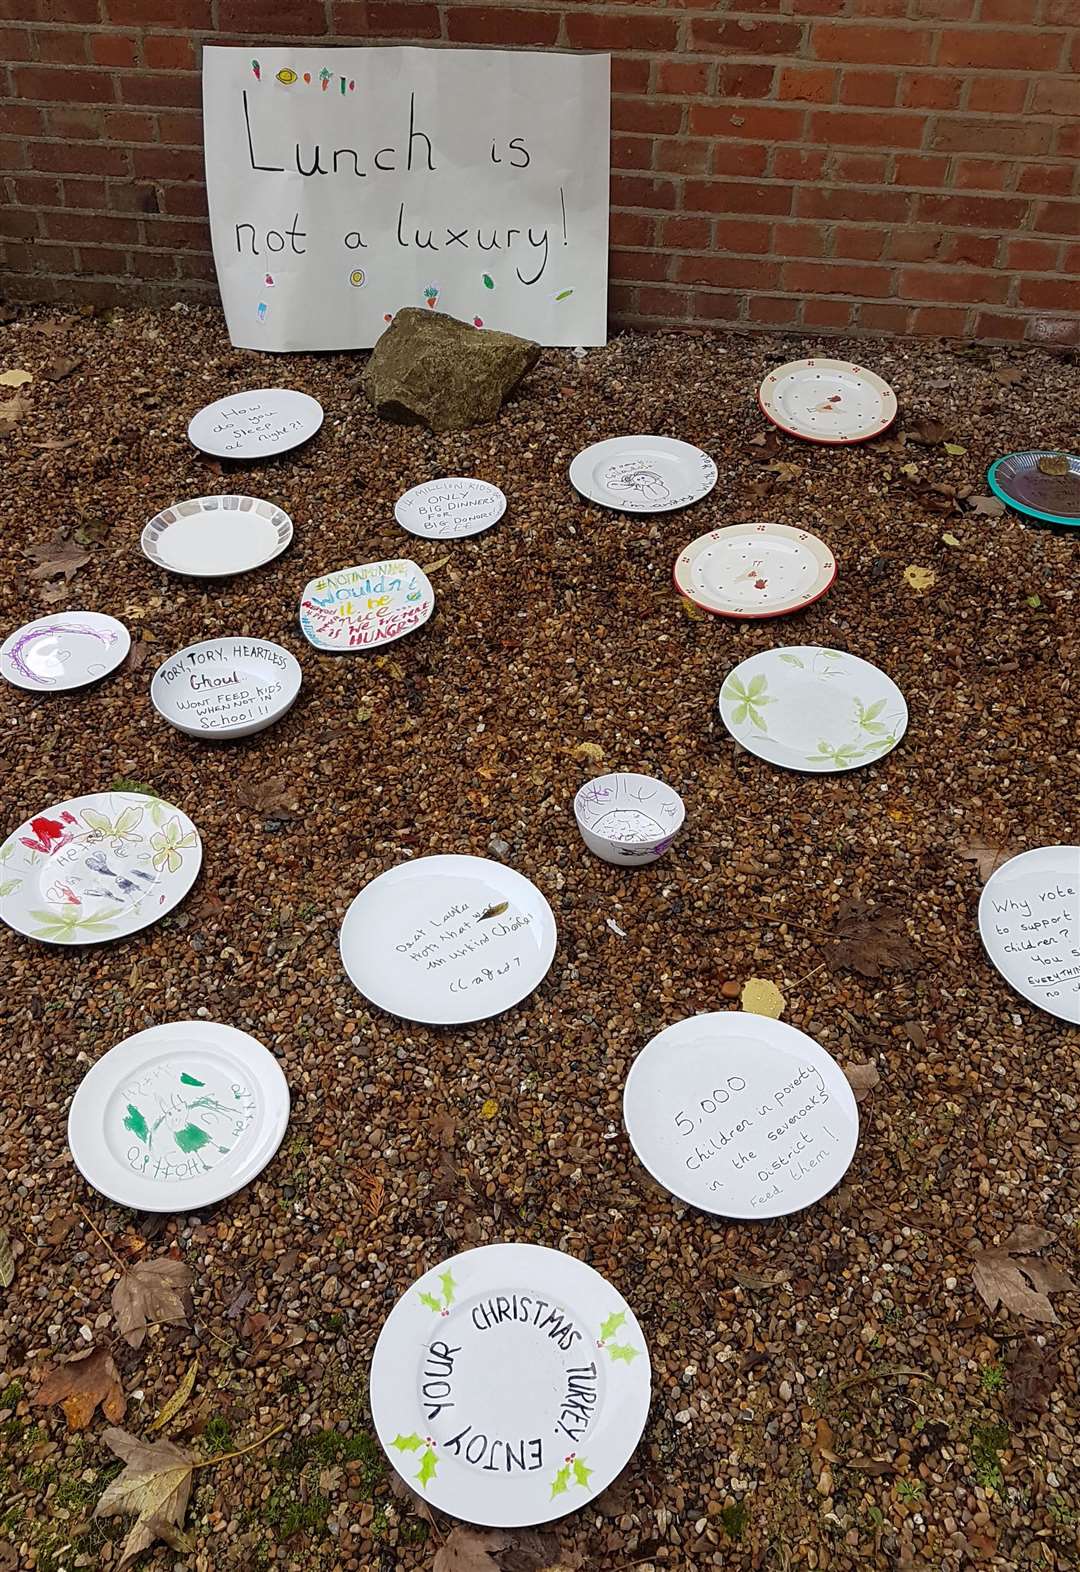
top-left (674, 522), bottom-right (836, 618)
top-left (68, 1021), bottom-right (290, 1211)
top-left (0, 791), bottom-right (202, 945)
top-left (758, 358), bottom-right (897, 445)
top-left (718, 646), bottom-right (907, 773)
top-left (370, 1243), bottom-right (651, 1527)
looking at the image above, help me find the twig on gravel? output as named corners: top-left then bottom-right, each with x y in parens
top-left (832, 1365), bottom-right (930, 1394)
top-left (76, 1205), bottom-right (124, 1270)
top-left (192, 1419), bottom-right (288, 1470)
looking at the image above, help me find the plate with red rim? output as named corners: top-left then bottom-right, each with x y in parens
top-left (758, 358), bottom-right (897, 445)
top-left (674, 522), bottom-right (836, 619)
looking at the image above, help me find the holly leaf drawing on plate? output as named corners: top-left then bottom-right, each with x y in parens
top-left (722, 673), bottom-right (774, 732)
top-left (393, 1433), bottom-right (424, 1453)
top-left (415, 1448), bottom-right (439, 1488)
top-left (439, 1269), bottom-right (456, 1308)
top-left (599, 1310), bottom-right (626, 1341)
top-left (608, 1343), bottom-right (640, 1364)
top-left (418, 1291), bottom-right (443, 1314)
top-left (572, 1457), bottom-right (594, 1487)
top-left (550, 1464), bottom-right (571, 1499)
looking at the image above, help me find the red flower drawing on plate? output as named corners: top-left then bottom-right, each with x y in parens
top-left (754, 578), bottom-right (768, 590)
top-left (21, 814), bottom-right (72, 854)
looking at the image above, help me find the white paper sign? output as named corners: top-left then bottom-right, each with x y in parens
top-left (201, 46), bottom-right (610, 351)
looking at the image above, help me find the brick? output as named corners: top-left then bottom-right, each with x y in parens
top-left (981, 0), bottom-right (1042, 18)
top-left (1057, 122), bottom-right (1080, 157)
top-left (335, 2), bottom-right (441, 38)
top-left (812, 23), bottom-right (931, 66)
top-left (77, 246), bottom-right (128, 272)
top-left (714, 63), bottom-right (776, 99)
top-left (1026, 315), bottom-right (1080, 347)
top-left (749, 295), bottom-right (800, 324)
top-left (30, 140), bottom-right (129, 174)
top-left (176, 249), bottom-right (217, 281)
top-left (809, 109), bottom-right (926, 147)
top-left (911, 305), bottom-right (970, 334)
top-left (1044, 0), bottom-right (1080, 20)
top-left (937, 29), bottom-right (1065, 72)
top-left (659, 215), bottom-right (711, 249)
top-left (782, 259), bottom-right (893, 296)
top-left (916, 193), bottom-right (1028, 227)
top-left (777, 65), bottom-right (836, 103)
top-left (13, 174), bottom-right (60, 205)
top-left (656, 61), bottom-right (711, 97)
top-left (0, 207), bottom-right (39, 238)
top-left (43, 209), bottom-right (140, 243)
top-left (684, 180), bottom-right (793, 215)
top-left (930, 117), bottom-right (1053, 156)
top-left (910, 0), bottom-right (974, 16)
top-left (834, 224), bottom-right (886, 260)
top-left (611, 135), bottom-right (651, 172)
top-left (566, 13), bottom-right (678, 51)
top-left (104, 110), bottom-right (155, 141)
top-left (892, 154), bottom-right (949, 187)
top-left (89, 33), bottom-right (138, 67)
top-left (1030, 79), bottom-right (1080, 117)
top-left (60, 174), bottom-right (107, 207)
top-left (803, 296), bottom-right (855, 328)
top-left (611, 173), bottom-right (678, 210)
top-left (772, 221), bottom-right (828, 258)
top-left (611, 57), bottom-right (651, 95)
top-left (965, 76), bottom-right (1029, 114)
top-left (953, 158), bottom-right (1010, 192)
top-left (635, 286), bottom-right (691, 320)
top-left (612, 248), bottom-right (671, 283)
top-left (118, 72), bottom-right (200, 108)
top-left (1059, 242), bottom-right (1080, 272)
top-left (689, 19), bottom-right (804, 55)
top-left (104, 0), bottom-right (209, 20)
top-left (0, 103), bottom-right (45, 136)
top-left (131, 144), bottom-right (201, 180)
top-left (712, 142), bottom-right (768, 177)
top-left (143, 216), bottom-right (207, 249)
top-left (1016, 163), bottom-right (1073, 196)
top-left (899, 73), bottom-right (962, 110)
top-left (143, 34), bottom-right (196, 70)
top-left (690, 104), bottom-right (804, 141)
top-left (887, 230), bottom-right (941, 263)
top-left (831, 152), bottom-right (888, 183)
top-left (898, 266), bottom-right (1009, 304)
top-left (654, 138), bottom-right (711, 176)
top-left (798, 185), bottom-right (911, 222)
top-left (157, 111), bottom-right (202, 146)
top-left (941, 233), bottom-right (1001, 267)
top-left (613, 98), bottom-right (684, 136)
top-left (131, 249), bottom-right (180, 279)
top-left (1007, 238), bottom-right (1060, 270)
top-left (973, 311), bottom-right (1027, 341)
top-left (711, 218), bottom-right (771, 254)
top-left (218, 0), bottom-right (326, 33)
top-left (773, 147), bottom-right (827, 180)
top-left (1031, 199), bottom-right (1080, 235)
top-left (47, 107), bottom-right (102, 138)
top-left (610, 210), bottom-right (657, 248)
top-left (32, 25), bottom-right (86, 60)
top-left (839, 70), bottom-right (897, 108)
top-left (0, 139), bottom-right (28, 171)
top-left (673, 254), bottom-right (781, 289)
top-left (692, 293), bottom-right (742, 324)
top-left (446, 9), bottom-right (557, 47)
top-left (41, 0), bottom-right (103, 19)
top-left (107, 180), bottom-right (160, 213)
top-left (14, 65), bottom-right (115, 102)
top-left (157, 183), bottom-right (209, 216)
top-left (1017, 276), bottom-right (1080, 310)
top-left (858, 301), bottom-right (910, 333)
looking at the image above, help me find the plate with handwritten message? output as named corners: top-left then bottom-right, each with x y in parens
top-left (978, 846), bottom-right (1080, 1024)
top-left (758, 358), bottom-right (897, 445)
top-left (395, 477), bottom-right (507, 540)
top-left (0, 790), bottom-right (201, 945)
top-left (987, 451), bottom-right (1080, 528)
top-left (339, 854), bottom-right (557, 1024)
top-left (719, 646), bottom-right (907, 773)
top-left (151, 636), bottom-right (301, 740)
top-left (142, 495), bottom-right (293, 578)
top-left (371, 1242), bottom-right (650, 1526)
top-left (623, 1013), bottom-right (859, 1219)
top-left (1, 611), bottom-right (130, 692)
top-left (67, 1021), bottom-right (290, 1211)
top-left (569, 436), bottom-right (717, 514)
top-left (187, 387), bottom-right (323, 458)
top-left (299, 559), bottom-right (435, 652)
top-left (674, 523), bottom-right (836, 619)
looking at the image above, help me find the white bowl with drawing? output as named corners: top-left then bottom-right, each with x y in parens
top-left (573, 772), bottom-right (685, 867)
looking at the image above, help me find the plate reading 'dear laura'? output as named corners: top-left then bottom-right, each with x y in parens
top-left (370, 1243), bottom-right (651, 1527)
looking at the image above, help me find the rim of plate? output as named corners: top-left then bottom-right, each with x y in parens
top-left (67, 1020), bottom-right (291, 1211)
top-left (757, 358), bottom-right (898, 445)
top-left (141, 494), bottom-right (294, 578)
top-left (370, 1241), bottom-right (651, 1527)
top-left (622, 1012), bottom-right (859, 1220)
top-left (568, 435), bottom-right (718, 512)
top-left (0, 611), bottom-right (131, 692)
top-left (394, 477), bottom-right (507, 538)
top-left (186, 387), bottom-right (324, 457)
top-left (0, 790), bottom-right (203, 945)
top-left (298, 559), bottom-right (436, 652)
top-left (672, 523), bottom-right (838, 619)
top-left (717, 645), bottom-right (909, 774)
top-left (339, 853), bottom-right (558, 1024)
top-left (977, 845), bottom-right (1080, 1025)
top-left (149, 636), bottom-right (302, 739)
top-left (987, 452), bottom-right (1080, 528)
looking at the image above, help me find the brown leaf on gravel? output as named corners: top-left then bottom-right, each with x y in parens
top-left (125, 632), bottom-right (154, 672)
top-left (94, 1426), bottom-right (194, 1572)
top-left (387, 1469), bottom-right (439, 1528)
top-left (33, 1345), bottom-right (126, 1430)
top-left (434, 1528), bottom-right (512, 1572)
top-left (808, 1416), bottom-right (838, 1496)
top-left (24, 530), bottom-right (91, 582)
top-left (431, 1108), bottom-right (457, 1149)
top-left (1006, 1337), bottom-right (1057, 1423)
top-left (847, 1455), bottom-right (895, 1475)
top-left (904, 418), bottom-right (948, 446)
top-left (44, 354), bottom-right (82, 381)
top-left (0, 393), bottom-right (28, 436)
top-left (824, 901), bottom-right (919, 979)
top-left (237, 775), bottom-right (299, 821)
top-left (843, 1061), bottom-right (881, 1102)
top-left (112, 1257), bottom-right (193, 1350)
top-left (732, 1267), bottom-right (791, 1291)
top-left (960, 833), bottom-right (1019, 883)
top-left (993, 366), bottom-right (1024, 386)
top-left (30, 435), bottom-right (79, 451)
top-left (966, 494), bottom-right (1006, 517)
top-left (971, 1229), bottom-right (1075, 1325)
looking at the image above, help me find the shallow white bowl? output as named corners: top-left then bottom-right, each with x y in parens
top-left (573, 772), bottom-right (685, 866)
top-left (151, 636), bottom-right (301, 740)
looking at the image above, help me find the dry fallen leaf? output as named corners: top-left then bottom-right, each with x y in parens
top-left (33, 1345), bottom-right (126, 1431)
top-left (808, 1415), bottom-right (838, 1496)
top-left (0, 367), bottom-right (32, 388)
top-left (960, 833), bottom-right (1019, 883)
top-left (971, 1227), bottom-right (1075, 1325)
top-left (0, 393), bottom-right (27, 436)
top-left (1006, 1337), bottom-right (1057, 1422)
top-left (571, 741), bottom-right (604, 763)
top-left (44, 354), bottom-right (82, 381)
top-left (941, 531), bottom-right (961, 548)
top-left (1037, 453), bottom-right (1070, 477)
top-left (94, 1426), bottom-right (194, 1571)
top-left (680, 594), bottom-right (708, 620)
top-left (149, 1357), bottom-right (199, 1432)
top-left (24, 531), bottom-right (91, 583)
top-left (904, 419), bottom-right (947, 446)
top-left (112, 1257), bottom-right (193, 1350)
top-left (843, 1061), bottom-right (881, 1102)
top-left (421, 554), bottom-right (451, 575)
top-left (0, 1229), bottom-right (13, 1290)
top-left (967, 494), bottom-right (1005, 516)
top-left (433, 1529), bottom-right (511, 1572)
top-left (237, 776), bottom-right (298, 822)
top-left (30, 435), bottom-right (79, 451)
top-left (993, 366), bottom-right (1024, 387)
top-left (943, 441), bottom-right (966, 456)
top-left (732, 1267), bottom-right (791, 1291)
top-left (740, 976), bottom-right (785, 1019)
top-left (903, 564), bottom-right (937, 591)
top-left (825, 900), bottom-right (919, 979)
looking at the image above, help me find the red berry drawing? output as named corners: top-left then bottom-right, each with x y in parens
top-left (754, 578), bottom-right (768, 590)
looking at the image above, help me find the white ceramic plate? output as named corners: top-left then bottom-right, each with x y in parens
top-left (0, 612), bottom-right (130, 692)
top-left (142, 495), bottom-right (293, 578)
top-left (978, 846), bottom-right (1080, 1024)
top-left (395, 477), bottom-right (507, 540)
top-left (758, 358), bottom-right (897, 445)
top-left (0, 791), bottom-right (202, 946)
top-left (371, 1242), bottom-right (650, 1527)
top-left (569, 436), bottom-right (718, 513)
top-left (573, 772), bottom-right (685, 867)
top-left (719, 646), bottom-right (907, 773)
top-left (340, 854), bottom-right (557, 1024)
top-left (674, 523), bottom-right (836, 619)
top-left (299, 559), bottom-right (435, 652)
top-left (67, 1021), bottom-right (290, 1211)
top-left (186, 388), bottom-right (323, 458)
top-left (623, 1013), bottom-right (859, 1219)
top-left (151, 636), bottom-right (301, 740)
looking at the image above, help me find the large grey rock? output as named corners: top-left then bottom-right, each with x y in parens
top-left (363, 308), bottom-right (540, 432)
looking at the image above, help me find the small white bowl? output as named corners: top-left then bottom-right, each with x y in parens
top-left (573, 772), bottom-right (685, 867)
top-left (151, 636), bottom-right (301, 740)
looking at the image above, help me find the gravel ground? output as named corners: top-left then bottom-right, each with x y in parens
top-left (0, 304), bottom-right (1077, 1572)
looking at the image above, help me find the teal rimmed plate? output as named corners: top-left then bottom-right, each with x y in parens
top-left (987, 451), bottom-right (1080, 527)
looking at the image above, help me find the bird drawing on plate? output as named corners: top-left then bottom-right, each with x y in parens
top-left (85, 850), bottom-right (145, 897)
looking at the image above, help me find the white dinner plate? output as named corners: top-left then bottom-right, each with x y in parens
top-left (371, 1243), bottom-right (650, 1527)
top-left (569, 436), bottom-right (717, 513)
top-left (0, 612), bottom-right (130, 691)
top-left (718, 646), bottom-right (907, 773)
top-left (186, 388), bottom-right (323, 458)
top-left (142, 495), bottom-right (293, 578)
top-left (395, 477), bottom-right (507, 540)
top-left (340, 854), bottom-right (557, 1024)
top-left (623, 1013), bottom-right (859, 1219)
top-left (978, 846), bottom-right (1080, 1024)
top-left (67, 1021), bottom-right (290, 1211)
top-left (0, 791), bottom-right (201, 945)
top-left (674, 523), bottom-right (836, 619)
top-left (299, 559), bottom-right (434, 651)
top-left (758, 359), bottom-right (897, 445)
top-left (151, 636), bottom-right (301, 740)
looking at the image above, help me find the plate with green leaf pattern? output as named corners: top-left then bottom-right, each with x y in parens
top-left (370, 1243), bottom-right (651, 1527)
top-left (718, 646), bottom-right (907, 773)
top-left (0, 790), bottom-right (201, 944)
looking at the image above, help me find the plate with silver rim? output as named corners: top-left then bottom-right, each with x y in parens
top-left (569, 436), bottom-right (717, 513)
top-left (758, 358), bottom-right (897, 444)
top-left (0, 611), bottom-right (130, 692)
top-left (674, 522), bottom-right (836, 619)
top-left (142, 495), bottom-right (293, 578)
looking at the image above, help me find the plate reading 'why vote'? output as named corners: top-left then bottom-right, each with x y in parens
top-left (623, 1013), bottom-right (859, 1219)
top-left (978, 845), bottom-right (1080, 1024)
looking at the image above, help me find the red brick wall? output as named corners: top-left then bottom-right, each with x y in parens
top-left (1, 1), bottom-right (1077, 345)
